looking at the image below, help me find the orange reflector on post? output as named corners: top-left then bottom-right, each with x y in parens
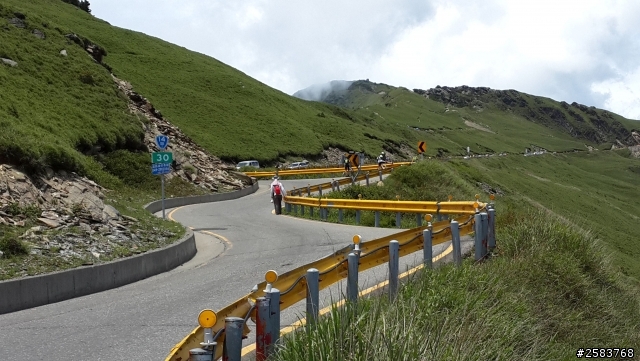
top-left (352, 235), bottom-right (362, 245)
top-left (265, 270), bottom-right (278, 283)
top-left (198, 309), bottom-right (217, 328)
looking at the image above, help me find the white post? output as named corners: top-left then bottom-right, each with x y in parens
top-left (161, 174), bottom-right (166, 219)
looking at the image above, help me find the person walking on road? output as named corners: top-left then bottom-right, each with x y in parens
top-left (377, 152), bottom-right (387, 170)
top-left (343, 157), bottom-right (351, 175)
top-left (270, 176), bottom-right (286, 215)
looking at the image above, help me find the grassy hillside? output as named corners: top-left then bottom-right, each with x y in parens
top-left (0, 0), bottom-right (415, 167)
top-left (277, 150), bottom-right (640, 360)
top-left (462, 149), bottom-right (640, 283)
top-left (275, 206), bottom-right (640, 360)
top-left (302, 80), bottom-right (639, 157)
top-left (290, 150), bottom-right (640, 283)
top-left (4, 0), bottom-right (637, 171)
top-left (0, 3), bottom-right (145, 177)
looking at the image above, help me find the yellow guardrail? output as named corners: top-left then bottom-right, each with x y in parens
top-left (165, 215), bottom-right (476, 361)
top-left (285, 197), bottom-right (483, 215)
top-left (245, 162), bottom-right (412, 178)
top-left (287, 166), bottom-right (395, 196)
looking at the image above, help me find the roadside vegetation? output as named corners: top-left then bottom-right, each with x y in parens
top-left (274, 205), bottom-right (640, 360)
top-left (284, 161), bottom-right (481, 228)
top-left (275, 150), bottom-right (640, 360)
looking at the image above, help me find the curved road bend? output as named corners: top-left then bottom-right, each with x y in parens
top-left (0, 178), bottom-right (451, 360)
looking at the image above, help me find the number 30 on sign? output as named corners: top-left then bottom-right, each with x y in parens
top-left (152, 152), bottom-right (173, 164)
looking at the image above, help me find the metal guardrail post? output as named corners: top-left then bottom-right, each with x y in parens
top-left (365, 172), bottom-right (370, 186)
top-left (301, 205), bottom-right (305, 216)
top-left (389, 240), bottom-right (399, 301)
top-left (416, 214), bottom-right (422, 227)
top-left (307, 185), bottom-right (311, 196)
top-left (375, 211), bottom-right (380, 227)
top-left (191, 310), bottom-right (217, 361)
top-left (378, 170), bottom-right (383, 181)
top-left (488, 208), bottom-right (496, 251)
top-left (338, 209), bottom-right (343, 223)
top-left (396, 212), bottom-right (401, 228)
top-left (306, 268), bottom-right (319, 325)
top-left (474, 213), bottom-right (483, 261)
top-left (310, 207), bottom-right (314, 218)
top-left (347, 252), bottom-right (359, 302)
top-left (223, 317), bottom-right (244, 361)
top-left (293, 204), bottom-right (298, 215)
top-left (189, 348), bottom-right (213, 361)
top-left (255, 297), bottom-right (271, 361)
top-left (423, 229), bottom-right (432, 269)
top-left (265, 288), bottom-right (281, 353)
top-left (355, 210), bottom-right (360, 225)
top-left (285, 202), bottom-right (291, 213)
top-left (451, 220), bottom-right (462, 267)
top-left (481, 212), bottom-right (488, 258)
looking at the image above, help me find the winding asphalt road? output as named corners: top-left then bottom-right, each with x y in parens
top-left (0, 178), bottom-right (456, 360)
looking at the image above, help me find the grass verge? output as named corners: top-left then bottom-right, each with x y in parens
top-left (273, 206), bottom-right (640, 361)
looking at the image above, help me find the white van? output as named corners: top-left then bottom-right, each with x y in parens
top-left (236, 160), bottom-right (260, 170)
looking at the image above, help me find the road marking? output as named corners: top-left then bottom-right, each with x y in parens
top-left (168, 206), bottom-right (233, 254)
top-left (167, 206), bottom-right (185, 222)
top-left (201, 230), bottom-right (233, 255)
top-left (240, 244), bottom-right (454, 356)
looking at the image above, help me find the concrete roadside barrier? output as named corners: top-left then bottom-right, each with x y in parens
top-left (0, 182), bottom-right (259, 315)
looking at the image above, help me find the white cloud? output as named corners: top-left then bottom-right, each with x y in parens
top-left (90, 0), bottom-right (640, 119)
top-left (592, 67), bottom-right (640, 120)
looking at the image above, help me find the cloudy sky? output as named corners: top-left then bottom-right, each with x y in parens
top-left (91, 0), bottom-right (640, 120)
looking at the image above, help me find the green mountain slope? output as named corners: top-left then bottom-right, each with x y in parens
top-left (0, 0), bottom-right (417, 169)
top-left (296, 80), bottom-right (639, 157)
top-left (0, 3), bottom-right (145, 175)
top-left (2, 0), bottom-right (638, 174)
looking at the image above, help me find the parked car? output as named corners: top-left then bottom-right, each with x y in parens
top-left (287, 160), bottom-right (309, 170)
top-left (236, 160), bottom-right (260, 170)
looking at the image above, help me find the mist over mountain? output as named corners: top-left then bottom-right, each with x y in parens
top-left (292, 80), bottom-right (353, 102)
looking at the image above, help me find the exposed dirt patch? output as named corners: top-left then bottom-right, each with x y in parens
top-left (527, 173), bottom-right (550, 182)
top-left (464, 119), bottom-right (495, 134)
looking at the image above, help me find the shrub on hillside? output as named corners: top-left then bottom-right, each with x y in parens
top-left (61, 0), bottom-right (91, 13)
top-left (101, 150), bottom-right (159, 189)
top-left (0, 237), bottom-right (29, 257)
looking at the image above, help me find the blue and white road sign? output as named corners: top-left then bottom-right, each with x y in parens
top-left (155, 134), bottom-right (169, 150)
top-left (152, 163), bottom-right (171, 175)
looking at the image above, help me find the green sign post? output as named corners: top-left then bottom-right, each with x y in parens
top-left (152, 152), bottom-right (173, 164)
top-left (151, 134), bottom-right (171, 219)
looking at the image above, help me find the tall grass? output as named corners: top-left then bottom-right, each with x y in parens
top-left (273, 208), bottom-right (640, 361)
